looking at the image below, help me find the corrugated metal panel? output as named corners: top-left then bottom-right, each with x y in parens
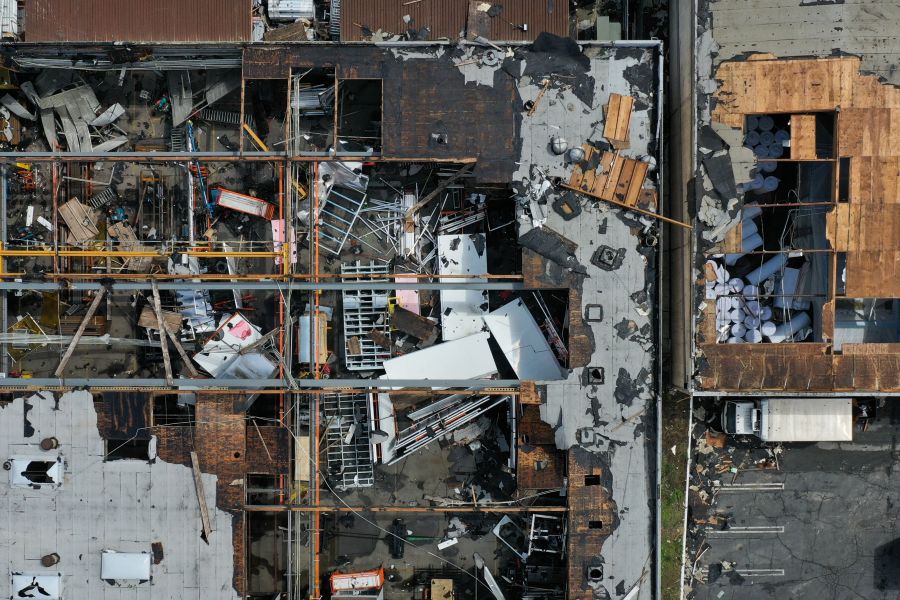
top-left (339, 0), bottom-right (568, 42)
top-left (25, 0), bottom-right (251, 42)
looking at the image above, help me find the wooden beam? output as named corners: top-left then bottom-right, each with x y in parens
top-left (150, 281), bottom-right (174, 385)
top-left (190, 451), bottom-right (213, 543)
top-left (165, 323), bottom-right (199, 378)
top-left (404, 163), bottom-right (474, 220)
top-left (243, 504), bottom-right (568, 513)
top-left (561, 183), bottom-right (693, 230)
top-left (53, 287), bottom-right (107, 377)
top-left (238, 328), bottom-right (280, 355)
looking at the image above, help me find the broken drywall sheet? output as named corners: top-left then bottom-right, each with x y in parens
top-left (483, 298), bottom-right (565, 381)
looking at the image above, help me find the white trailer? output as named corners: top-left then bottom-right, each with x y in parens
top-left (722, 397), bottom-right (853, 442)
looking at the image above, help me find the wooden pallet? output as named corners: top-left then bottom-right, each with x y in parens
top-left (603, 93), bottom-right (634, 148)
top-left (568, 146), bottom-right (648, 207)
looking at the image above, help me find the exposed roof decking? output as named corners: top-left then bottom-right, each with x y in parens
top-left (693, 0), bottom-right (900, 393)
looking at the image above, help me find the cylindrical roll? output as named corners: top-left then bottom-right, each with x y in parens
top-left (742, 219), bottom-right (759, 239)
top-left (745, 254), bottom-right (788, 286)
top-left (768, 311), bottom-right (812, 343)
top-left (742, 232), bottom-right (763, 253)
top-left (743, 203), bottom-right (763, 220)
top-left (745, 130), bottom-right (761, 147)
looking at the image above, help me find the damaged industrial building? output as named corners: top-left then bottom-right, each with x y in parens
top-left (0, 2), bottom-right (664, 600)
top-left (669, 0), bottom-right (900, 598)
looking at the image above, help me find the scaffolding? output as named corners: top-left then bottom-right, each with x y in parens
top-left (340, 261), bottom-right (391, 371)
top-left (321, 392), bottom-right (374, 489)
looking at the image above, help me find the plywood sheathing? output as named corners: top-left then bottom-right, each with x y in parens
top-left (718, 220), bottom-right (743, 253)
top-left (790, 114), bottom-right (817, 159)
top-left (702, 55), bottom-right (900, 392)
top-left (519, 380), bottom-right (543, 405)
top-left (58, 198), bottom-right (99, 243)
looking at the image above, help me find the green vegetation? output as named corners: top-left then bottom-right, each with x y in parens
top-left (660, 392), bottom-right (690, 600)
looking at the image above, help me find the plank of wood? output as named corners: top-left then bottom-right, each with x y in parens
top-left (624, 161), bottom-right (650, 206)
top-left (54, 287), bottom-right (107, 377)
top-left (603, 94), bottom-right (621, 139)
top-left (190, 451), bottom-right (213, 544)
top-left (600, 153), bottom-right (625, 201)
top-left (58, 198), bottom-right (99, 243)
top-left (404, 164), bottom-right (474, 220)
top-left (590, 151), bottom-right (616, 195)
top-left (561, 183), bottom-right (693, 229)
top-left (603, 93), bottom-right (634, 144)
top-left (138, 306), bottom-right (182, 334)
top-left (791, 114), bottom-right (817, 159)
top-left (150, 282), bottom-right (174, 385)
top-left (614, 159), bottom-right (638, 202)
top-left (165, 325), bottom-right (200, 378)
top-left (391, 306), bottom-right (437, 342)
top-left (615, 96), bottom-right (634, 140)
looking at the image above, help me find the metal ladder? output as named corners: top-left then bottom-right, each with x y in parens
top-left (317, 185), bottom-right (367, 256)
top-left (199, 108), bottom-right (254, 129)
top-left (169, 127), bottom-right (186, 152)
top-left (88, 187), bottom-right (117, 209)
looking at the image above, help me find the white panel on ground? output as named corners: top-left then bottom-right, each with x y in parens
top-left (100, 550), bottom-right (152, 580)
top-left (382, 332), bottom-right (497, 381)
top-left (437, 234), bottom-right (488, 340)
top-left (483, 298), bottom-right (565, 380)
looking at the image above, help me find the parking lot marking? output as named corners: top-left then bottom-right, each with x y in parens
top-left (717, 482), bottom-right (784, 492)
top-left (698, 567), bottom-right (785, 578)
top-left (707, 525), bottom-right (784, 535)
top-left (735, 568), bottom-right (785, 577)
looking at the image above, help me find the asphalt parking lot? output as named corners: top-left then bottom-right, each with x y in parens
top-left (687, 398), bottom-right (900, 600)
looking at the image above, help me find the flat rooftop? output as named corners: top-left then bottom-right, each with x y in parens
top-left (0, 35), bottom-right (663, 600)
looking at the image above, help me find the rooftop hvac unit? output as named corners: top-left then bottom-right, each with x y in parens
top-left (268, 0), bottom-right (315, 21)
